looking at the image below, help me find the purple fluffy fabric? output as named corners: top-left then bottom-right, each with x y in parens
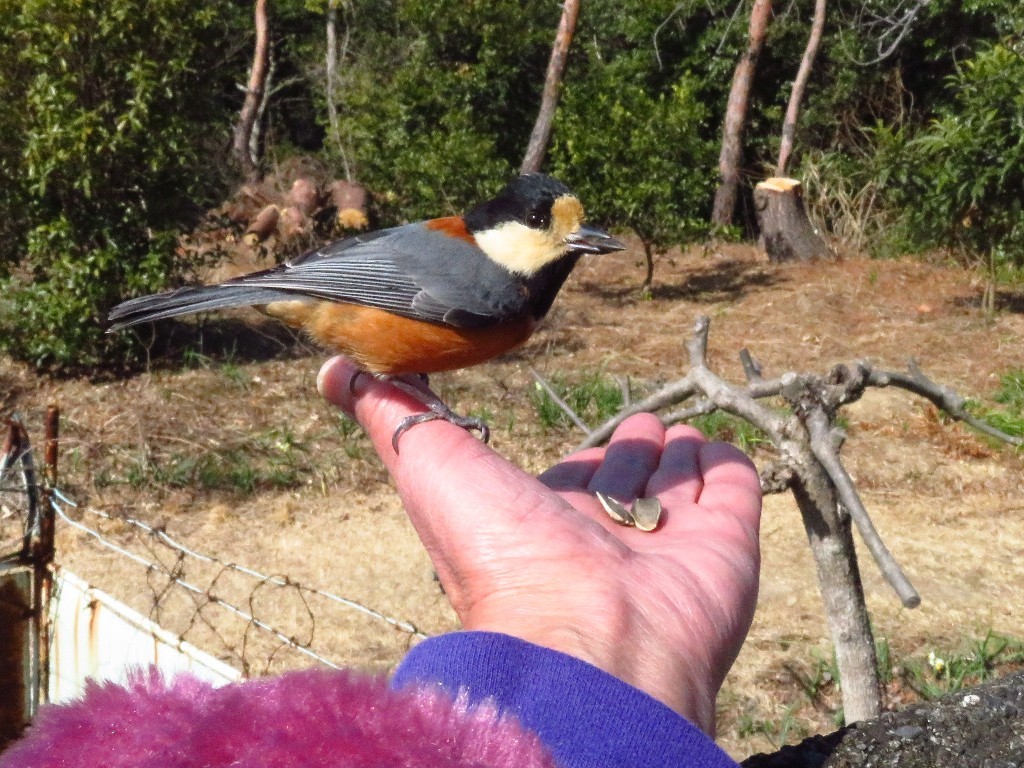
top-left (0, 667), bottom-right (557, 767)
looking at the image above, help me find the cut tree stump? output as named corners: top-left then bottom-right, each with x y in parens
top-left (328, 180), bottom-right (369, 231)
top-left (754, 177), bottom-right (833, 263)
top-left (243, 204), bottom-right (279, 246)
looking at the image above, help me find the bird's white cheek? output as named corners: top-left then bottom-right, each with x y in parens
top-left (474, 222), bottom-right (566, 275)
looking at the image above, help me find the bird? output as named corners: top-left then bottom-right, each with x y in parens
top-left (108, 174), bottom-right (625, 450)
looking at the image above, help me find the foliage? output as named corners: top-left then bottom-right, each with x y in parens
top-left (903, 631), bottom-right (1024, 699)
top-left (0, 0), bottom-right (243, 369)
top-left (794, 2), bottom-right (1024, 260)
top-left (328, 0), bottom-right (558, 221)
top-left (549, 59), bottom-right (716, 281)
top-left (896, 42), bottom-right (1024, 264)
top-left (3, 0), bottom-right (1024, 374)
top-left (328, 0), bottom-right (728, 235)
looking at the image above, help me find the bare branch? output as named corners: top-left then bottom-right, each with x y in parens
top-left (776, 0), bottom-right (827, 176)
top-left (577, 375), bottom-right (699, 449)
top-left (232, 0), bottom-right (271, 180)
top-left (325, 0), bottom-right (353, 181)
top-left (848, 0), bottom-right (933, 66)
top-left (615, 376), bottom-right (633, 409)
top-left (864, 360), bottom-right (1023, 447)
top-left (805, 407), bottom-right (921, 607)
top-left (715, 0), bottom-right (749, 56)
top-left (662, 398), bottom-right (718, 426)
top-left (686, 318), bottom-right (791, 441)
top-left (739, 348), bottom-right (763, 383)
top-left (653, 2), bottom-right (688, 70)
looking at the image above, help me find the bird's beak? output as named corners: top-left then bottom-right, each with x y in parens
top-left (566, 224), bottom-right (626, 255)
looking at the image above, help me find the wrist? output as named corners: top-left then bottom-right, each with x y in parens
top-left (466, 599), bottom-right (719, 735)
top-left (392, 632), bottom-right (738, 767)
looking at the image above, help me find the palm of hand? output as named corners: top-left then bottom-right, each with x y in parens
top-left (318, 357), bottom-right (762, 735)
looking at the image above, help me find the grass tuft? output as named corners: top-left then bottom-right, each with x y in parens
top-left (530, 372), bottom-right (625, 431)
top-left (689, 411), bottom-right (769, 452)
top-left (902, 631), bottom-right (1024, 700)
top-left (971, 368), bottom-right (1024, 440)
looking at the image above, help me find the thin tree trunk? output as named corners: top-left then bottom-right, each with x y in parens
top-left (790, 470), bottom-right (882, 723)
top-left (521, 0), bottom-right (580, 175)
top-left (325, 0), bottom-right (352, 181)
top-left (232, 0), bottom-right (271, 182)
top-left (711, 0), bottom-right (772, 227)
top-left (775, 0), bottom-right (827, 176)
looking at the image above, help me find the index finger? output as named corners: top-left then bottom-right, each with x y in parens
top-left (316, 356), bottom-right (598, 554)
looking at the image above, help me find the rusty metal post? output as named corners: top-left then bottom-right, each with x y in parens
top-left (0, 417), bottom-right (36, 746)
top-left (31, 406), bottom-right (59, 707)
top-left (43, 406), bottom-right (58, 488)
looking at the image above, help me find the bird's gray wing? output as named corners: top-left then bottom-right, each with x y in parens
top-left (238, 223), bottom-right (528, 328)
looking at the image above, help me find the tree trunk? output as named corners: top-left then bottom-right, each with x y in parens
top-left (754, 177), bottom-right (832, 262)
top-left (776, 0), bottom-right (827, 176)
top-left (790, 470), bottom-right (882, 723)
top-left (711, 0), bottom-right (772, 227)
top-left (232, 0), bottom-right (271, 182)
top-left (325, 0), bottom-right (352, 181)
top-left (520, 0), bottom-right (580, 175)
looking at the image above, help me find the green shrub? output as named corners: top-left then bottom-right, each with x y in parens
top-left (550, 63), bottom-right (716, 285)
top-left (899, 43), bottom-right (1024, 264)
top-left (329, 0), bottom-right (557, 221)
top-left (0, 0), bottom-right (241, 370)
top-left (806, 28), bottom-right (1024, 264)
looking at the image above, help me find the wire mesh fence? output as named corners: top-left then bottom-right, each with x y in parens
top-left (1, 406), bottom-right (435, 736)
top-left (50, 491), bottom-right (428, 677)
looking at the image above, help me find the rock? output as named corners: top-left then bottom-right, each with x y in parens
top-left (742, 671), bottom-right (1024, 767)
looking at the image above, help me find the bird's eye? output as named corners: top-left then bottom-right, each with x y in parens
top-left (525, 208), bottom-right (550, 229)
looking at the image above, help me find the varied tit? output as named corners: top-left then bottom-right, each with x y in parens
top-left (108, 174), bottom-right (625, 449)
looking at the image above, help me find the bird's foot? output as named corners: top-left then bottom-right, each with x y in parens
top-left (391, 409), bottom-right (490, 453)
top-left (384, 376), bottom-right (490, 453)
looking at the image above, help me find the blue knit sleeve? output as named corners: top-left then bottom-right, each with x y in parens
top-left (392, 631), bottom-right (738, 768)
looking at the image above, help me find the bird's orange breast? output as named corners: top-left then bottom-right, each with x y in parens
top-left (267, 300), bottom-right (535, 376)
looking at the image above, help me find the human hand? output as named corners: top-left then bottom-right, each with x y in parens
top-left (317, 357), bottom-right (762, 736)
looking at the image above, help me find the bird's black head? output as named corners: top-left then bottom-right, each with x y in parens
top-left (464, 174), bottom-right (572, 233)
top-left (464, 174), bottom-right (624, 276)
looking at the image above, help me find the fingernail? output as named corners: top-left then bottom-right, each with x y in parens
top-left (316, 359), bottom-right (332, 397)
top-left (317, 356), bottom-right (352, 402)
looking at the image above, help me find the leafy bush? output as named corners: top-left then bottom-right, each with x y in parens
top-left (329, 0), bottom-right (558, 221)
top-left (796, 7), bottom-right (1024, 263)
top-left (897, 42), bottom-right (1024, 264)
top-left (550, 64), bottom-right (716, 285)
top-left (0, 0), bottom-right (242, 369)
top-left (328, 0), bottom-right (723, 241)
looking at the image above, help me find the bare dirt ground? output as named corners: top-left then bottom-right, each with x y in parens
top-left (2, 243), bottom-right (1022, 759)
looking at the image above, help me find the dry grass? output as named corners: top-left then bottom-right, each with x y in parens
top-left (3, 242), bottom-right (1023, 759)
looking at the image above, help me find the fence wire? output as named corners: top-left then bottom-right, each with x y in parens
top-left (48, 489), bottom-right (429, 676)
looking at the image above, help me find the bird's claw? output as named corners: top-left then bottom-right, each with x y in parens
top-left (391, 411), bottom-right (490, 454)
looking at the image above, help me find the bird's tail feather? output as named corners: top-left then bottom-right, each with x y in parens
top-left (106, 284), bottom-right (299, 332)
